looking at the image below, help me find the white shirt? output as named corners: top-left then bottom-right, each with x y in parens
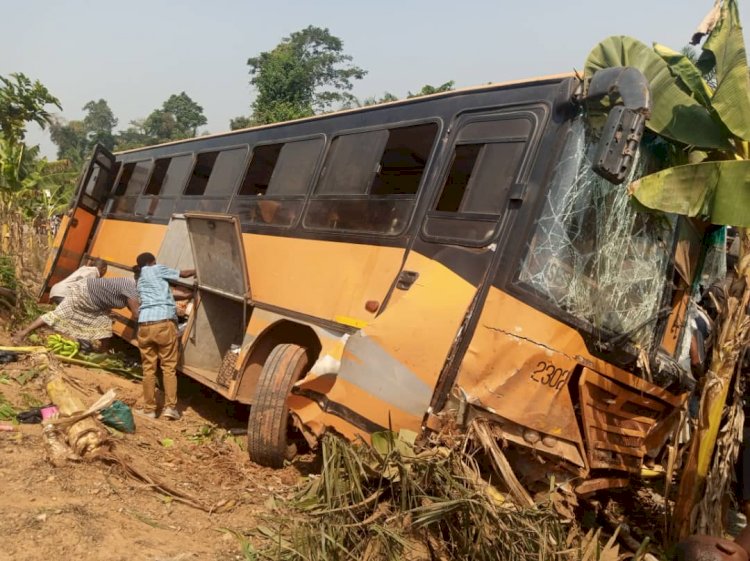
top-left (49, 266), bottom-right (100, 300)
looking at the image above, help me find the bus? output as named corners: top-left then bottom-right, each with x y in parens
top-left (42, 67), bottom-right (696, 495)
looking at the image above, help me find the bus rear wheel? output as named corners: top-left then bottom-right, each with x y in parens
top-left (247, 343), bottom-right (310, 468)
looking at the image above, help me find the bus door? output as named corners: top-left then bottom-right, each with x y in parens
top-left (292, 108), bottom-right (547, 438)
top-left (40, 145), bottom-right (117, 302)
top-left (180, 212), bottom-right (251, 392)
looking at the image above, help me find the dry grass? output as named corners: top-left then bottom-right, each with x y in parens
top-left (240, 430), bottom-right (601, 561)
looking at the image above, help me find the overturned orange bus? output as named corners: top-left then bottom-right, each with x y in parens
top-left (42, 67), bottom-right (699, 494)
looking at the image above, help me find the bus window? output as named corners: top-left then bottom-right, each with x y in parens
top-left (204, 147), bottom-right (248, 196)
top-left (178, 148), bottom-right (247, 214)
top-left (304, 123), bottom-right (438, 235)
top-left (144, 158), bottom-right (169, 195)
top-left (159, 155), bottom-right (194, 196)
top-left (125, 161), bottom-right (151, 195)
top-left (114, 162), bottom-right (135, 196)
top-left (184, 151), bottom-right (219, 196)
top-left (238, 144), bottom-right (283, 196)
top-left (110, 160), bottom-right (152, 216)
top-left (231, 138), bottom-right (324, 227)
top-left (423, 116), bottom-right (533, 246)
top-left (436, 142), bottom-right (526, 213)
top-left (136, 155), bottom-right (194, 219)
top-left (316, 130), bottom-right (389, 195)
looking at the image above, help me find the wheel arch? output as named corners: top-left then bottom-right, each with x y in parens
top-left (234, 317), bottom-right (323, 404)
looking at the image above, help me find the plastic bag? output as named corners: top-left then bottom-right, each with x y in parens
top-left (99, 400), bottom-right (135, 433)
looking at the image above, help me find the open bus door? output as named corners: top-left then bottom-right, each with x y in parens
top-left (40, 145), bottom-right (117, 302)
top-left (180, 213), bottom-right (251, 392)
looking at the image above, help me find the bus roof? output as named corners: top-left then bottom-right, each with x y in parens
top-left (115, 72), bottom-right (576, 156)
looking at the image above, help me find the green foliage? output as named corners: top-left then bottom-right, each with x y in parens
top-left (698, 0), bottom-right (750, 141)
top-left (0, 256), bottom-right (15, 290)
top-left (407, 81), bottom-right (455, 98)
top-left (585, 36), bottom-right (731, 149)
top-left (143, 91), bottom-right (207, 143)
top-left (49, 118), bottom-right (89, 163)
top-left (587, 1), bottom-right (750, 227)
top-left (0, 139), bottom-right (77, 221)
top-left (0, 392), bottom-right (16, 421)
top-left (0, 73), bottom-right (61, 144)
top-left (229, 115), bottom-right (254, 130)
top-left (630, 160), bottom-right (750, 226)
top-left (114, 120), bottom-right (152, 151)
top-left (359, 82), bottom-right (454, 108)
top-left (247, 26), bottom-right (366, 124)
top-left (360, 92), bottom-right (399, 107)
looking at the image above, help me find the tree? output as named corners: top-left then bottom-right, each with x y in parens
top-left (0, 73), bottom-right (60, 144)
top-left (50, 98), bottom-right (118, 162)
top-left (229, 115), bottom-right (254, 130)
top-left (144, 92), bottom-right (207, 143)
top-left (360, 92), bottom-right (398, 107)
top-left (114, 120), bottom-right (151, 151)
top-left (49, 118), bottom-right (88, 162)
top-left (407, 81), bottom-right (455, 98)
top-left (83, 99), bottom-right (117, 149)
top-left (247, 26), bottom-right (366, 124)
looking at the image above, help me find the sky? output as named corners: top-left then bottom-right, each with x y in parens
top-left (2, 0), bottom-right (748, 159)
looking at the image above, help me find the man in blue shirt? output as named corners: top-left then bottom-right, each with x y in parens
top-left (134, 252), bottom-right (194, 420)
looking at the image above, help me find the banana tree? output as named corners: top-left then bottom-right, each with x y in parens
top-left (585, 0), bottom-right (750, 540)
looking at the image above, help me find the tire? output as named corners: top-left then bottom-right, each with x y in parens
top-left (247, 343), bottom-right (310, 468)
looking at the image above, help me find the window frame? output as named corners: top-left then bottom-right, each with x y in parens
top-left (420, 108), bottom-right (543, 248)
top-left (301, 118), bottom-right (443, 237)
top-left (177, 144), bottom-right (251, 214)
top-left (105, 158), bottom-right (155, 218)
top-left (133, 150), bottom-right (195, 219)
top-left (229, 133), bottom-right (327, 230)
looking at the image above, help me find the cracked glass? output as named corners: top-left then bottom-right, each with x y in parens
top-left (517, 116), bottom-right (675, 349)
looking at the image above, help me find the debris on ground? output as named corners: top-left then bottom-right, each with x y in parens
top-left (239, 430), bottom-right (621, 561)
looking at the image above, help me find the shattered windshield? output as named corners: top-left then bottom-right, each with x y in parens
top-left (517, 116), bottom-right (674, 349)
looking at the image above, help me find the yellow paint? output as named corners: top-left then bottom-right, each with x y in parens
top-left (243, 233), bottom-right (404, 323)
top-left (88, 219), bottom-right (167, 266)
top-left (454, 286), bottom-right (682, 447)
top-left (333, 315), bottom-right (368, 329)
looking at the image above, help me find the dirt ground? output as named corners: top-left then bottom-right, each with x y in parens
top-left (0, 325), bottom-right (307, 561)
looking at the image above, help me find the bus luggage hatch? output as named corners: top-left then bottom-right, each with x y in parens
top-left (180, 213), bottom-right (250, 390)
top-left (40, 144), bottom-right (117, 302)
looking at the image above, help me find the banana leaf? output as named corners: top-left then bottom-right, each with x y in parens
top-left (628, 159), bottom-right (750, 226)
top-left (585, 36), bottom-right (731, 149)
top-left (700, 0), bottom-right (750, 141)
top-left (653, 43), bottom-right (714, 107)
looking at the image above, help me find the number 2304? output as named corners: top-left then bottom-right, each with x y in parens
top-left (530, 361), bottom-right (569, 390)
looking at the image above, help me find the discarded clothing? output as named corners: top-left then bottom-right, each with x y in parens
top-left (41, 281), bottom-right (115, 340)
top-left (0, 350), bottom-right (18, 364)
top-left (99, 400), bottom-right (135, 433)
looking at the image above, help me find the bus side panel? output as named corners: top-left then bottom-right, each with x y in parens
top-left (292, 250), bottom-right (481, 439)
top-left (87, 219), bottom-right (168, 268)
top-left (88, 219), bottom-right (169, 341)
top-left (454, 287), bottom-right (684, 471)
top-left (243, 234), bottom-right (405, 326)
top-left (453, 288), bottom-right (586, 456)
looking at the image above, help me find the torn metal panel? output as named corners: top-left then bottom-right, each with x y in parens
top-left (518, 117), bottom-right (674, 349)
top-left (578, 367), bottom-right (673, 473)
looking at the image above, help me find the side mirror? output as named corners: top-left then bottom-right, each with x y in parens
top-left (585, 67), bottom-right (652, 185)
top-left (591, 105), bottom-right (647, 184)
